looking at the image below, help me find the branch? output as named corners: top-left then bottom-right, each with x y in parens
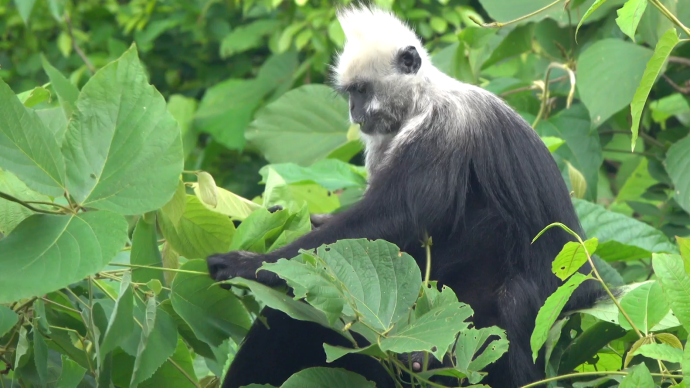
top-left (0, 191), bottom-right (65, 215)
top-left (469, 0), bottom-right (563, 28)
top-left (668, 56), bottom-right (690, 67)
top-left (500, 75), bottom-right (569, 97)
top-left (663, 74), bottom-right (690, 94)
top-left (64, 12), bottom-right (95, 74)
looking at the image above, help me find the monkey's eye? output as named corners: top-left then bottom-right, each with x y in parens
top-left (354, 83), bottom-right (366, 94)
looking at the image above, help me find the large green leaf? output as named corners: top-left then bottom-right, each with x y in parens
top-left (280, 367), bottom-right (376, 388)
top-left (62, 44), bottom-right (183, 214)
top-left (130, 216), bottom-right (165, 284)
top-left (0, 305), bottom-right (18, 337)
top-left (170, 260), bottom-right (251, 346)
top-left (246, 85), bottom-right (350, 166)
top-left (130, 298), bottom-right (178, 387)
top-left (665, 134), bottom-right (690, 214)
top-left (552, 239), bottom-right (598, 281)
top-left (0, 169), bottom-right (51, 235)
top-left (535, 105), bottom-right (602, 200)
top-left (100, 272), bottom-right (134, 359)
top-left (262, 239), bottom-right (422, 332)
top-left (618, 281), bottom-right (669, 334)
top-left (158, 195), bottom-right (235, 259)
top-left (379, 303), bottom-right (473, 361)
top-left (56, 355), bottom-right (87, 388)
top-left (531, 273), bottom-right (590, 362)
top-left (0, 211), bottom-right (127, 303)
top-left (652, 253), bottom-right (690, 333)
top-left (194, 78), bottom-right (273, 150)
top-left (42, 56), bottom-right (79, 120)
top-left (630, 28), bottom-right (679, 150)
top-left (619, 363), bottom-right (654, 388)
top-left (0, 77), bottom-right (66, 197)
top-left (259, 159), bottom-right (367, 191)
top-left (574, 198), bottom-right (677, 262)
top-left (190, 182), bottom-right (261, 221)
top-left (577, 39), bottom-right (652, 127)
top-left (616, 0), bottom-right (648, 42)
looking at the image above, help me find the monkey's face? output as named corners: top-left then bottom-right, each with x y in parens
top-left (340, 46), bottom-right (423, 136)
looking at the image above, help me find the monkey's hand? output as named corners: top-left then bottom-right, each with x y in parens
top-left (206, 251), bottom-right (284, 289)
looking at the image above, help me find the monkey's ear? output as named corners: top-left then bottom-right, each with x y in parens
top-left (396, 46), bottom-right (421, 74)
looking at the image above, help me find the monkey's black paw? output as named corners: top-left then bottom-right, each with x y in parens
top-left (207, 251), bottom-right (282, 289)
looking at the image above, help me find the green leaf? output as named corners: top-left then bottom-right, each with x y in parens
top-left (13, 0), bottom-right (37, 24)
top-left (616, 0), bottom-right (648, 41)
top-left (160, 179), bottom-right (186, 226)
top-left (62, 44), bottom-right (183, 214)
top-left (259, 160), bottom-right (367, 191)
top-left (0, 211), bottom-right (127, 303)
top-left (158, 300), bottom-right (215, 360)
top-left (196, 171), bottom-right (218, 208)
top-left (33, 321), bottom-right (48, 385)
top-left (678, 236), bottom-right (690, 274)
top-left (482, 24), bottom-right (534, 69)
top-left (100, 272), bottom-right (134, 359)
top-left (567, 162), bottom-right (588, 199)
top-left (577, 39), bottom-right (653, 128)
top-left (630, 28), bottom-right (679, 150)
top-left (576, 0), bottom-right (611, 38)
top-left (229, 207), bottom-right (293, 253)
top-left (56, 355), bottom-right (87, 388)
top-left (136, 338), bottom-right (197, 388)
top-left (190, 183), bottom-right (261, 220)
top-left (558, 321), bottom-right (627, 372)
top-left (650, 93), bottom-right (690, 126)
top-left (541, 136), bottom-right (565, 153)
top-left (167, 95), bottom-right (197, 159)
top-left (262, 170), bottom-right (340, 214)
top-left (262, 239), bottom-right (422, 332)
top-left (130, 298), bottom-right (178, 387)
top-left (194, 78), bottom-right (273, 150)
top-left (220, 20), bottom-right (280, 58)
top-left (531, 273), bottom-right (590, 362)
top-left (171, 260), bottom-right (251, 346)
top-left (552, 239), bottom-right (598, 281)
top-left (0, 305), bottom-right (18, 337)
top-left (131, 216), bottom-right (165, 284)
top-left (379, 303), bottom-right (473, 361)
top-left (618, 281), bottom-right (669, 334)
top-left (0, 169), bottom-right (51, 235)
top-left (17, 86), bottom-right (51, 108)
top-left (323, 343), bottom-right (387, 363)
top-left (619, 363), bottom-right (654, 388)
top-left (45, 0), bottom-right (64, 21)
top-left (246, 85), bottom-right (350, 166)
top-left (455, 327), bottom-right (509, 383)
top-left (635, 343), bottom-right (683, 362)
top-left (281, 367), bottom-right (376, 388)
top-left (158, 195), bottom-right (235, 259)
top-left (665, 134), bottom-right (690, 214)
top-left (0, 77), bottom-right (66, 196)
top-left (574, 198), bottom-right (678, 262)
top-left (684, 341), bottom-right (690, 386)
top-left (226, 277), bottom-right (345, 332)
top-left (652, 253), bottom-right (690, 333)
top-left (535, 105), bottom-right (602, 200)
top-left (42, 55), bottom-right (79, 119)
top-left (480, 0), bottom-right (626, 27)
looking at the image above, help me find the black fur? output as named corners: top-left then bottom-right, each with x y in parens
top-left (207, 89), bottom-right (601, 387)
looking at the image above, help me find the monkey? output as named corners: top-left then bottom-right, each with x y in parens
top-left (207, 6), bottom-right (601, 388)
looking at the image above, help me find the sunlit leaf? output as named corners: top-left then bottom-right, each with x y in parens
top-left (62, 44), bottom-right (183, 214)
top-left (619, 363), bottom-right (654, 388)
top-left (281, 367), bottom-right (376, 388)
top-left (615, 0), bottom-right (648, 42)
top-left (0, 211), bottom-right (127, 303)
top-left (630, 28), bottom-right (679, 150)
top-left (652, 253), bottom-right (690, 332)
top-left (618, 280), bottom-right (669, 334)
top-left (191, 182), bottom-right (261, 220)
top-left (635, 343), bottom-right (683, 363)
top-left (552, 238), bottom-right (598, 281)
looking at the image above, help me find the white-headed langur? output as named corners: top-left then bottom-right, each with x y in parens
top-left (207, 6), bottom-right (601, 388)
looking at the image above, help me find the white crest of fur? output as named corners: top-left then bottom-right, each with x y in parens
top-left (334, 6), bottom-right (429, 86)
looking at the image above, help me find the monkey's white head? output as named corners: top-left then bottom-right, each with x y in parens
top-left (334, 6), bottom-right (429, 87)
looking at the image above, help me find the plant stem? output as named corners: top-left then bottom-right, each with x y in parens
top-left (0, 191), bottom-right (65, 215)
top-left (648, 0), bottom-right (690, 37)
top-left (108, 262), bottom-right (207, 275)
top-left (41, 297), bottom-right (80, 314)
top-left (533, 63), bottom-right (575, 128)
top-left (519, 370), bottom-right (682, 387)
top-left (500, 75), bottom-right (568, 97)
top-left (23, 200), bottom-right (72, 212)
top-left (602, 148), bottom-right (658, 158)
top-left (423, 232), bottom-right (432, 288)
top-left (470, 0), bottom-right (562, 28)
top-left (63, 12), bottom-right (95, 73)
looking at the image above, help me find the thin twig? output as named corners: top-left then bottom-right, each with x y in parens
top-left (599, 130), bottom-right (666, 149)
top-left (647, 0), bottom-right (690, 37)
top-left (500, 75), bottom-right (568, 97)
top-left (533, 63), bottom-right (576, 127)
top-left (470, 0), bottom-right (563, 28)
top-left (41, 297), bottom-right (80, 314)
top-left (23, 200), bottom-right (72, 212)
top-left (0, 191), bottom-right (65, 215)
top-left (603, 148), bottom-right (658, 158)
top-left (520, 370), bottom-right (682, 388)
top-left (109, 262), bottom-right (207, 275)
top-left (63, 12), bottom-right (95, 74)
top-left (663, 74), bottom-right (690, 94)
top-left (668, 56), bottom-right (690, 67)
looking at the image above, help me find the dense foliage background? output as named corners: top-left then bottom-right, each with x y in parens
top-left (1, 0), bottom-right (690, 387)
